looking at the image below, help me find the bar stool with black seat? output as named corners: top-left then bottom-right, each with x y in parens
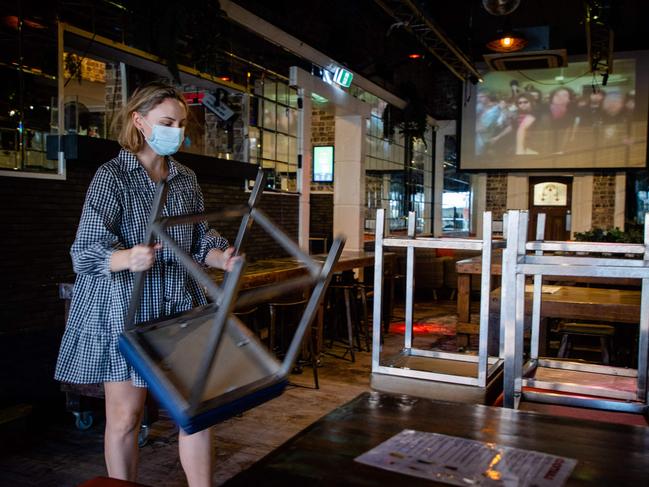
top-left (233, 306), bottom-right (264, 343)
top-left (555, 322), bottom-right (615, 364)
top-left (326, 273), bottom-right (364, 362)
top-left (267, 299), bottom-right (319, 388)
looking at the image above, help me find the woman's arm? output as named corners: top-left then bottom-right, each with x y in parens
top-left (71, 167), bottom-right (127, 277)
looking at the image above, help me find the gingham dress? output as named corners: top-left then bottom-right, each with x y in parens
top-left (55, 149), bottom-right (228, 387)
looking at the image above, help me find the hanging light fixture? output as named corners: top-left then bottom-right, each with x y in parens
top-left (486, 30), bottom-right (527, 52)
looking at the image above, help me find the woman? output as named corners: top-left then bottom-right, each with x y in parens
top-left (514, 93), bottom-right (538, 155)
top-left (55, 82), bottom-right (236, 486)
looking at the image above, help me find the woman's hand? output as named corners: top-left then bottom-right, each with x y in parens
top-left (128, 244), bottom-right (162, 272)
top-left (206, 247), bottom-right (241, 271)
top-left (110, 244), bottom-right (161, 273)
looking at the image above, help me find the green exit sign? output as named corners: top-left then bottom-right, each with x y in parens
top-left (333, 67), bottom-right (353, 88)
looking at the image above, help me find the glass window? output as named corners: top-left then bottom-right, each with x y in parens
top-left (0, 17), bottom-right (58, 176)
top-left (248, 75), bottom-right (297, 191)
top-left (262, 100), bottom-right (276, 131)
top-left (442, 134), bottom-right (471, 234)
top-left (262, 129), bottom-right (275, 160)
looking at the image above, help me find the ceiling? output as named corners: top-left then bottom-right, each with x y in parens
top-left (11, 0), bottom-right (649, 121)
top-left (232, 0), bottom-right (649, 118)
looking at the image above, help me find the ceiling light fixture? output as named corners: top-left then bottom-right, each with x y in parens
top-left (486, 31), bottom-right (527, 52)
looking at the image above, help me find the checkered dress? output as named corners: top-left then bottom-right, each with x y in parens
top-left (55, 149), bottom-right (229, 387)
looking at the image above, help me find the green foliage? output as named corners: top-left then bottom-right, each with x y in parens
top-left (574, 226), bottom-right (643, 243)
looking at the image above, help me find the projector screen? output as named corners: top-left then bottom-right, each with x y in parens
top-left (460, 52), bottom-right (649, 170)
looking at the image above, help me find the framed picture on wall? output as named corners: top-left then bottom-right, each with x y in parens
top-left (313, 145), bottom-right (334, 182)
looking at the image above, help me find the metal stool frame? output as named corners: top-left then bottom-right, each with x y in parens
top-left (371, 209), bottom-right (505, 388)
top-left (501, 210), bottom-right (649, 414)
top-left (120, 169), bottom-right (345, 427)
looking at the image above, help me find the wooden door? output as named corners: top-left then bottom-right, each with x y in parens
top-left (528, 176), bottom-right (572, 241)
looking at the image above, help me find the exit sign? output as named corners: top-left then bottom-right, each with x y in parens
top-left (333, 67), bottom-right (353, 88)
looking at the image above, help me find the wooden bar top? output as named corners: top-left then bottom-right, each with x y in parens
top-left (209, 250), bottom-right (393, 290)
top-left (224, 391), bottom-right (649, 486)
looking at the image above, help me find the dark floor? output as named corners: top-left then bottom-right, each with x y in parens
top-left (1, 299), bottom-right (646, 486)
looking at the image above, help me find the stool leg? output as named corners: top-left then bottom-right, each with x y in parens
top-left (360, 287), bottom-right (370, 352)
top-left (557, 334), bottom-right (569, 358)
top-left (350, 289), bottom-right (362, 352)
top-left (600, 336), bottom-right (610, 365)
top-left (269, 305), bottom-right (277, 354)
top-left (343, 288), bottom-right (355, 362)
top-left (310, 325), bottom-right (319, 389)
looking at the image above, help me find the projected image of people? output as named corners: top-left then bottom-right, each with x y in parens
top-left (464, 57), bottom-right (648, 170)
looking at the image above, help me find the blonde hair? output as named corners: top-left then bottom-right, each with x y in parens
top-left (113, 82), bottom-right (188, 153)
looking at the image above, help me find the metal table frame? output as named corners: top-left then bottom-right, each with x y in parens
top-left (501, 210), bottom-right (649, 414)
top-left (371, 209), bottom-right (505, 388)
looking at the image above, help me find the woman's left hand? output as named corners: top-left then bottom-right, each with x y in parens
top-left (206, 247), bottom-right (241, 271)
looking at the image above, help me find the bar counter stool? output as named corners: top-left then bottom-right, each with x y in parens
top-left (267, 299), bottom-right (319, 389)
top-left (233, 306), bottom-right (264, 343)
top-left (555, 322), bottom-right (615, 364)
top-left (327, 272), bottom-right (364, 362)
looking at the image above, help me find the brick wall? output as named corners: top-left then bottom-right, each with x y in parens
top-left (309, 193), bottom-right (333, 246)
top-left (311, 109), bottom-right (334, 193)
top-left (0, 155), bottom-right (296, 405)
top-left (486, 173), bottom-right (508, 220)
top-left (591, 173), bottom-right (616, 229)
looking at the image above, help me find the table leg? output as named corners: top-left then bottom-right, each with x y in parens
top-left (457, 273), bottom-right (471, 323)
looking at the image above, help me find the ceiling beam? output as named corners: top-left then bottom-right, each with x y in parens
top-left (373, 0), bottom-right (482, 82)
top-left (220, 0), bottom-right (407, 109)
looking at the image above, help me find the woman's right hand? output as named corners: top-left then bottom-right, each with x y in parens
top-left (127, 243), bottom-right (162, 272)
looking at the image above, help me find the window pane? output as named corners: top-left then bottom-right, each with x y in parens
top-left (276, 133), bottom-right (289, 162)
top-left (287, 108), bottom-right (297, 136)
top-left (262, 101), bottom-right (276, 130)
top-left (277, 82), bottom-right (288, 106)
top-left (262, 130), bottom-right (275, 159)
top-left (288, 136), bottom-right (297, 163)
top-left (249, 126), bottom-right (260, 160)
top-left (263, 80), bottom-right (276, 101)
top-left (277, 105), bottom-right (289, 133)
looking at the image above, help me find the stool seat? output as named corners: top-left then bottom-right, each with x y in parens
top-left (555, 322), bottom-right (615, 364)
top-left (555, 322), bottom-right (615, 336)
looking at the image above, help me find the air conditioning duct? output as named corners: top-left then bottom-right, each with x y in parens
top-left (483, 49), bottom-right (568, 71)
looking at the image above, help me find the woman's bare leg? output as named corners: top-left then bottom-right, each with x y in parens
top-left (179, 427), bottom-right (212, 487)
top-left (104, 381), bottom-right (147, 480)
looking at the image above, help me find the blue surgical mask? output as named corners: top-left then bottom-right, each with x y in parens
top-left (141, 118), bottom-right (185, 156)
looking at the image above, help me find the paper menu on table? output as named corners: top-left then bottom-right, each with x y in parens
top-left (355, 429), bottom-right (576, 486)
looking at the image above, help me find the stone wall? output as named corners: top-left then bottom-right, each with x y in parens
top-left (591, 173), bottom-right (616, 229)
top-left (485, 173), bottom-right (507, 220)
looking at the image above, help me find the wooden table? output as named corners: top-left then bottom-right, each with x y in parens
top-left (209, 251), bottom-right (394, 353)
top-left (224, 391), bottom-right (649, 486)
top-left (490, 285), bottom-right (641, 324)
top-left (456, 253), bottom-right (640, 323)
top-left (209, 250), bottom-right (390, 289)
top-left (490, 285), bottom-right (641, 356)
